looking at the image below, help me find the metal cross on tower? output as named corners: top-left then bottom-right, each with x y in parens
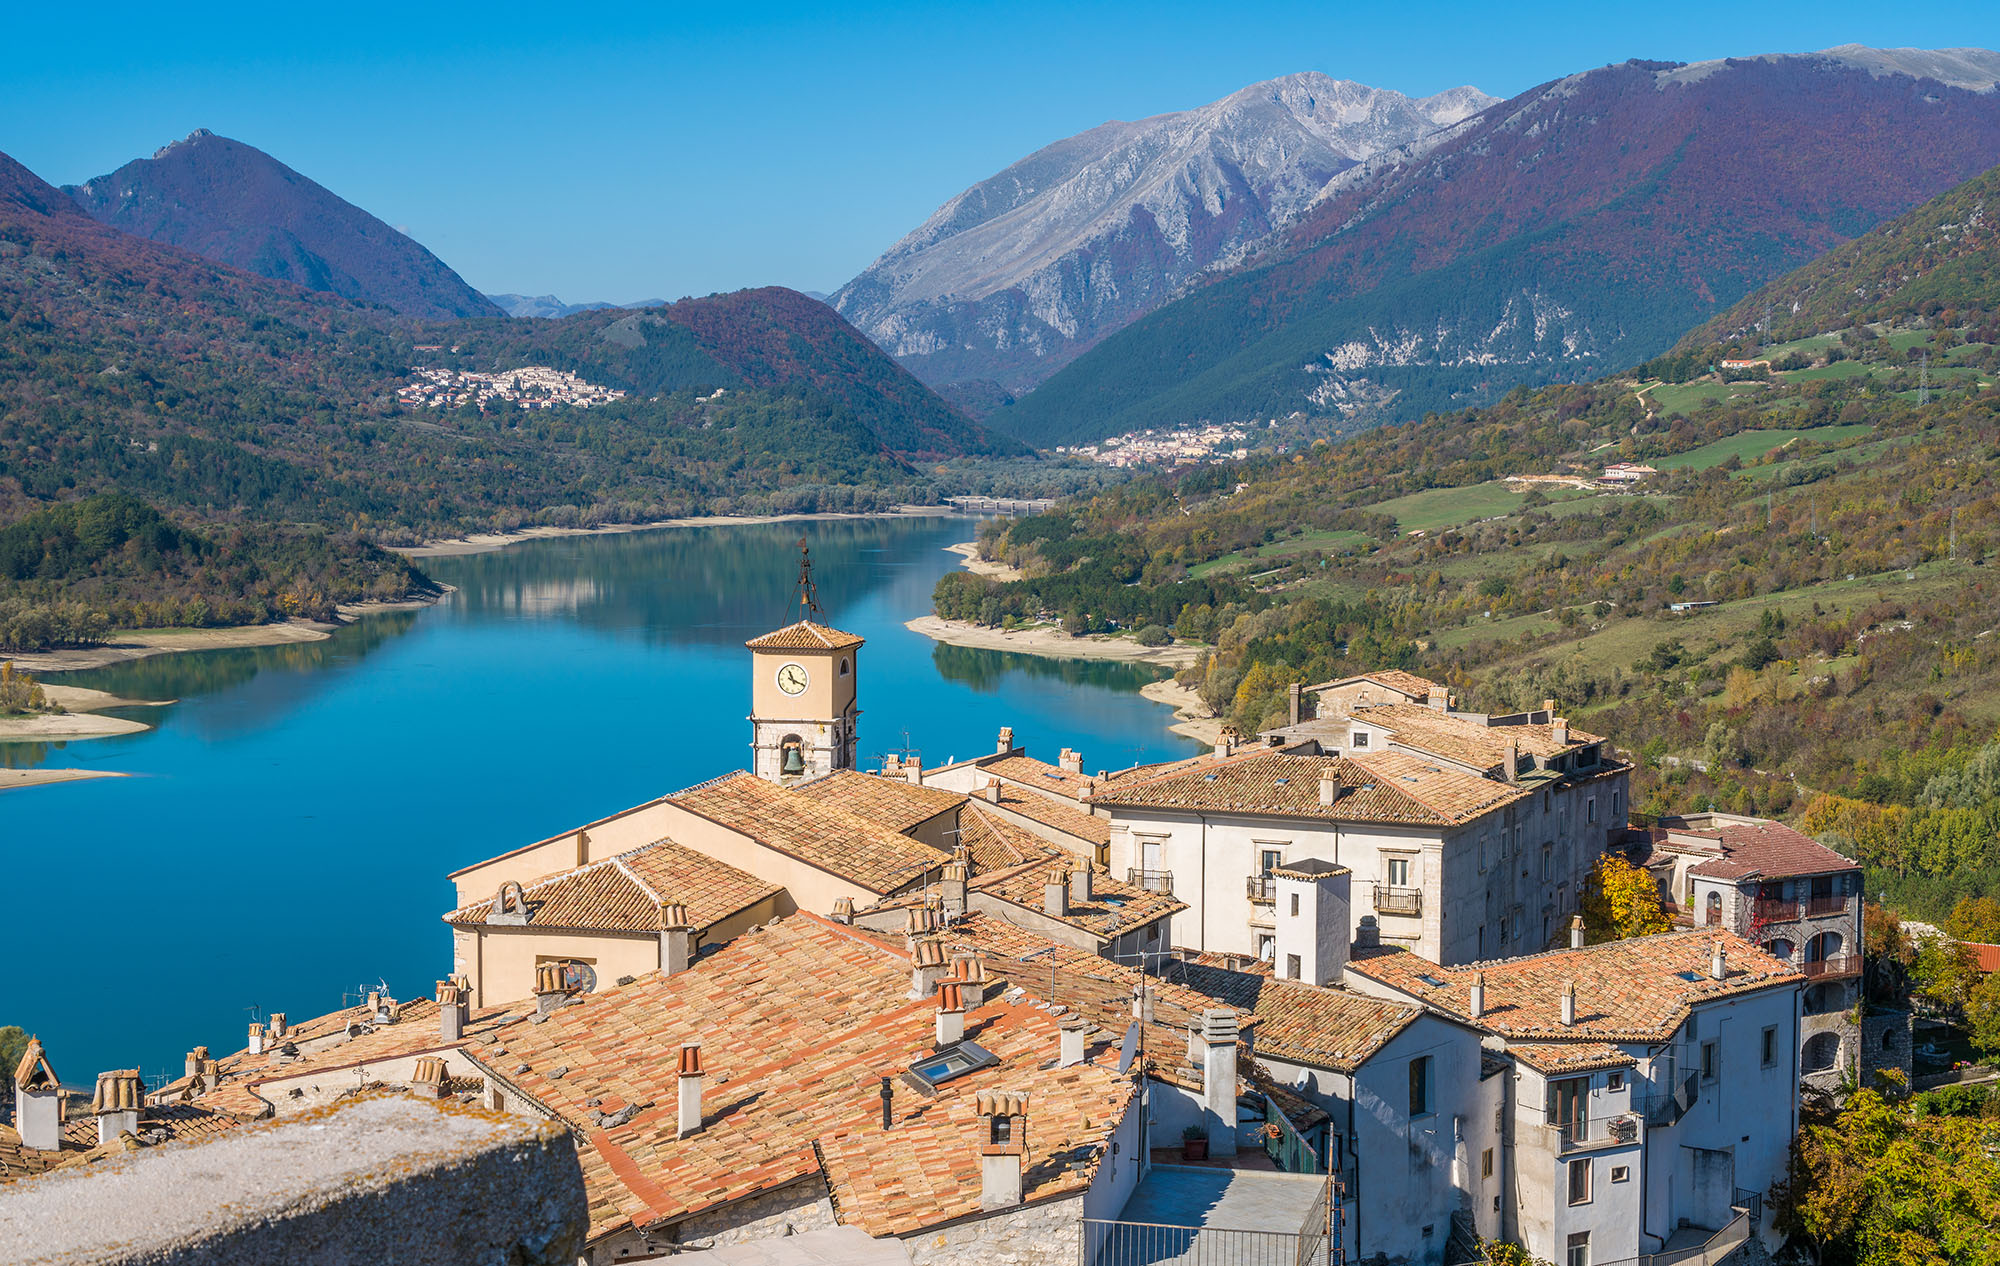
top-left (794, 537), bottom-right (822, 617)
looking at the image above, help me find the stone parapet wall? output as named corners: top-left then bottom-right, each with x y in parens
top-left (902, 1194), bottom-right (1083, 1266)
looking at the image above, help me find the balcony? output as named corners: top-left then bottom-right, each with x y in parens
top-left (1126, 868), bottom-right (1174, 895)
top-left (1546, 1112), bottom-right (1642, 1152)
top-left (1751, 898), bottom-right (1798, 923)
top-left (1246, 874), bottom-right (1276, 903)
top-left (1643, 1071), bottom-right (1700, 1128)
top-left (1800, 953), bottom-right (1860, 979)
top-left (1806, 895), bottom-right (1848, 918)
top-left (1373, 886), bottom-right (1422, 917)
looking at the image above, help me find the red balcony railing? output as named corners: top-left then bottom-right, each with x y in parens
top-left (1800, 953), bottom-right (1860, 979)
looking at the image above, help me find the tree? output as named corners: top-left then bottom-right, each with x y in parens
top-left (1968, 973), bottom-right (2000, 1059)
top-left (1911, 937), bottom-right (1982, 1017)
top-left (1944, 896), bottom-right (2000, 945)
top-left (1578, 854), bottom-right (1673, 943)
top-left (1787, 1089), bottom-right (2000, 1266)
top-left (1134, 624), bottom-right (1173, 647)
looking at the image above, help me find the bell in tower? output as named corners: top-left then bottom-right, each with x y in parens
top-left (744, 540), bottom-right (866, 783)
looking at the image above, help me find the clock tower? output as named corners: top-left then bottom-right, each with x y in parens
top-left (747, 541), bottom-right (862, 783)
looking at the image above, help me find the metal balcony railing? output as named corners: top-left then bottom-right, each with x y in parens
top-left (1546, 1112), bottom-right (1642, 1152)
top-left (1126, 869), bottom-right (1174, 895)
top-left (1643, 1071), bottom-right (1700, 1127)
top-left (1246, 874), bottom-right (1277, 902)
top-left (1800, 953), bottom-right (1860, 979)
top-left (1751, 898), bottom-right (1798, 923)
top-left (1373, 886), bottom-right (1422, 917)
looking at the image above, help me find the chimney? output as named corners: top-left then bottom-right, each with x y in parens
top-left (676, 1042), bottom-right (704, 1138)
top-left (941, 863), bottom-right (970, 918)
top-left (268, 1013), bottom-right (287, 1040)
top-left (534, 963), bottom-right (573, 1016)
top-left (247, 1023), bottom-right (266, 1056)
top-left (997, 726), bottom-right (1014, 755)
top-left (410, 1055), bottom-right (447, 1100)
top-left (977, 1090), bottom-right (1029, 1210)
top-left (958, 954), bottom-right (990, 1006)
top-left (1542, 698), bottom-right (1556, 718)
top-left (1570, 915), bottom-right (1586, 949)
top-left (1059, 747), bottom-right (1083, 774)
top-left (911, 938), bottom-right (950, 998)
top-left (1275, 861), bottom-right (1352, 986)
top-left (1288, 682), bottom-right (1303, 727)
top-left (437, 980), bottom-right (468, 1043)
top-left (1427, 684), bottom-right (1450, 711)
top-left (1503, 737), bottom-right (1520, 784)
top-left (1214, 726), bottom-right (1239, 759)
top-left (1318, 770), bottom-right (1340, 807)
top-left (183, 1046), bottom-right (210, 1081)
top-left (1059, 1015), bottom-right (1087, 1068)
top-left (902, 755), bottom-right (924, 785)
top-left (1711, 940), bottom-right (1727, 981)
top-left (367, 990), bottom-right (381, 1017)
top-left (936, 980), bottom-right (967, 1046)
top-left (198, 1059), bottom-right (221, 1095)
top-left (659, 902), bottom-right (694, 975)
top-left (12, 1038), bottom-right (62, 1152)
top-left (1552, 717), bottom-right (1570, 746)
top-left (1198, 1010), bottom-right (1240, 1156)
top-left (1560, 981), bottom-right (1577, 1027)
top-left (1068, 858), bottom-right (1094, 904)
top-left (980, 778), bottom-right (1003, 804)
top-left (883, 753), bottom-right (902, 776)
top-left (831, 896), bottom-right (855, 925)
top-left (1468, 971), bottom-right (1486, 1020)
top-left (1354, 914), bottom-right (1381, 950)
top-left (93, 1069), bottom-right (144, 1145)
top-left (1043, 877), bottom-right (1070, 918)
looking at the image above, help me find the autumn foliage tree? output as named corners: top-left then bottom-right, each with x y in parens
top-left (1578, 854), bottom-right (1674, 944)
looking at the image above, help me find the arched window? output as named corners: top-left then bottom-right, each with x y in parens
top-left (1880, 1027), bottom-right (1898, 1052)
top-left (1809, 930), bottom-right (1844, 962)
top-left (839, 657), bottom-right (851, 677)
top-left (1802, 1032), bottom-right (1841, 1074)
top-left (1704, 891), bottom-right (1723, 927)
top-left (1764, 939), bottom-right (1795, 963)
top-left (779, 734), bottom-right (806, 777)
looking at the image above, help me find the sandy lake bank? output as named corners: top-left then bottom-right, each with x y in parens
top-left (903, 615), bottom-right (1206, 670)
top-left (399, 506), bottom-right (957, 559)
top-left (0, 768), bottom-right (127, 793)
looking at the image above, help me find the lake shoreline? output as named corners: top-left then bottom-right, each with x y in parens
top-left (0, 768), bottom-right (128, 793)
top-left (903, 614), bottom-right (1206, 669)
top-left (398, 506), bottom-right (958, 559)
top-left (4, 594), bottom-right (447, 676)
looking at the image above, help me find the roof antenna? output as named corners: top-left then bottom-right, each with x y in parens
top-left (795, 537), bottom-right (822, 619)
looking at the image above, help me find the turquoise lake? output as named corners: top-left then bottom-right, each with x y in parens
top-left (0, 516), bottom-right (1201, 1084)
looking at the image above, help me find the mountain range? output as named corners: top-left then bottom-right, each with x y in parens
top-left (63, 130), bottom-right (501, 321)
top-left (832, 73), bottom-right (1494, 398)
top-left (987, 46), bottom-right (2000, 446)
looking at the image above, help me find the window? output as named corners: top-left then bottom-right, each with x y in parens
top-left (839, 657), bottom-right (850, 677)
top-left (1543, 789), bottom-right (1552, 814)
top-left (990, 1115), bottom-right (1012, 1145)
top-left (1566, 1232), bottom-right (1590, 1266)
top-left (1568, 1158), bottom-right (1592, 1205)
top-left (1260, 848), bottom-right (1283, 876)
top-left (1482, 1148), bottom-right (1494, 1180)
top-left (1408, 1056), bottom-right (1431, 1117)
top-left (1762, 1026), bottom-right (1778, 1068)
top-left (1607, 1071), bottom-right (1624, 1092)
top-left (1612, 789), bottom-right (1622, 820)
top-left (1387, 857), bottom-right (1411, 888)
top-left (1704, 891), bottom-right (1723, 927)
top-left (1258, 934), bottom-right (1276, 961)
top-left (1541, 845), bottom-right (1554, 881)
top-left (1287, 953), bottom-right (1302, 980)
top-left (910, 1040), bottom-right (1000, 1087)
top-left (1352, 731), bottom-right (1370, 748)
top-left (1549, 1076), bottom-right (1587, 1143)
top-left (1587, 796), bottom-right (1598, 824)
top-left (1701, 1039), bottom-right (1719, 1082)
top-left (1290, 893), bottom-right (1301, 917)
top-left (1610, 1165), bottom-right (1630, 1183)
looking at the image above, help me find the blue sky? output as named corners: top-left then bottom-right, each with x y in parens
top-left (5, 1), bottom-right (1998, 303)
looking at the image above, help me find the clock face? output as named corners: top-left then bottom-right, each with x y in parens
top-left (776, 662), bottom-right (810, 696)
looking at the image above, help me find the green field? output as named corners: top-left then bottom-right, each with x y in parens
top-left (1188, 528), bottom-right (1374, 577)
top-left (1652, 425), bottom-right (1874, 472)
top-left (1369, 481), bottom-right (1594, 534)
top-left (1782, 360), bottom-right (1873, 382)
top-left (1649, 380), bottom-right (1768, 415)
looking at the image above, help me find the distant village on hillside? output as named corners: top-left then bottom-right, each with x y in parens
top-left (1058, 423), bottom-right (1255, 467)
top-left (396, 364), bottom-right (628, 412)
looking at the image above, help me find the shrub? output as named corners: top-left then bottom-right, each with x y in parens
top-left (1135, 624), bottom-right (1172, 647)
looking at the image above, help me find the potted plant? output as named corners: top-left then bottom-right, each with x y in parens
top-left (1181, 1123), bottom-right (1209, 1161)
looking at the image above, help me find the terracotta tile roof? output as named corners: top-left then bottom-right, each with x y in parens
top-left (1090, 749), bottom-right (1526, 827)
top-left (969, 858), bottom-right (1185, 942)
top-left (976, 755), bottom-right (1095, 801)
top-left (1349, 702), bottom-right (1602, 767)
top-left (443, 837), bottom-right (781, 934)
top-left (1964, 942), bottom-right (2000, 974)
top-left (1306, 670), bottom-right (1443, 699)
top-left (1242, 979), bottom-right (1425, 1073)
top-left (672, 773), bottom-right (950, 895)
top-left (958, 804), bottom-right (1068, 871)
top-left (943, 916), bottom-right (1250, 1036)
top-left (1346, 929), bottom-right (1798, 1042)
top-left (1505, 1042), bottom-right (1638, 1075)
top-left (792, 770), bottom-right (965, 834)
top-left (460, 915), bottom-right (1135, 1242)
top-left (1667, 818), bottom-right (1858, 881)
top-left (984, 784), bottom-right (1111, 847)
top-left (744, 620), bottom-right (865, 651)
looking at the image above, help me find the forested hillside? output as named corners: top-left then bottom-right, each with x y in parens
top-left (997, 51), bottom-right (2000, 448)
top-left (941, 158), bottom-right (2000, 921)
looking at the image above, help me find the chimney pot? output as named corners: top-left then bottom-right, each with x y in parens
top-left (92, 1069), bottom-right (144, 1146)
top-left (268, 1013), bottom-right (287, 1039)
top-left (247, 1023), bottom-right (266, 1056)
top-left (12, 1038), bottom-right (62, 1151)
top-left (1503, 737), bottom-right (1520, 784)
top-left (1354, 914), bottom-right (1380, 949)
top-left (183, 1046), bottom-right (209, 1081)
top-left (977, 1090), bottom-right (1029, 1209)
top-left (1197, 1011), bottom-right (1240, 1157)
top-left (903, 755), bottom-right (924, 785)
top-left (1427, 685), bottom-right (1449, 711)
top-left (677, 1042), bottom-right (705, 1138)
top-left (997, 726), bottom-right (1014, 755)
top-left (981, 778), bottom-right (1002, 803)
top-left (436, 980), bottom-right (467, 1043)
top-left (410, 1055), bottom-right (448, 1099)
top-left (1560, 980), bottom-right (1577, 1027)
top-left (936, 981), bottom-right (967, 1046)
top-left (911, 938), bottom-right (950, 998)
top-left (1059, 1016), bottom-right (1087, 1068)
top-left (1552, 717), bottom-right (1570, 745)
top-left (1710, 940), bottom-right (1727, 981)
top-left (535, 963), bottom-right (575, 1015)
top-left (1059, 747), bottom-right (1083, 774)
top-left (1468, 971), bottom-right (1486, 1020)
top-left (1570, 914), bottom-right (1586, 949)
top-left (1288, 682), bottom-right (1303, 727)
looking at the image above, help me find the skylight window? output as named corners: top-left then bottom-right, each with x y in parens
top-left (910, 1040), bottom-right (999, 1087)
top-left (1418, 974), bottom-right (1446, 988)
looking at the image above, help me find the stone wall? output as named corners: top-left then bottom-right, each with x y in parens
top-left (1860, 1008), bottom-right (1914, 1090)
top-left (901, 1194), bottom-right (1083, 1266)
